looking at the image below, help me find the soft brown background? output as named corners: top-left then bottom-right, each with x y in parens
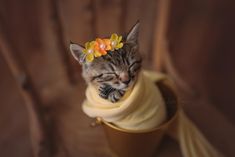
top-left (0, 0), bottom-right (235, 157)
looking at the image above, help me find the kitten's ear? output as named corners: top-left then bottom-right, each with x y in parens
top-left (69, 42), bottom-right (85, 64)
top-left (126, 21), bottom-right (140, 44)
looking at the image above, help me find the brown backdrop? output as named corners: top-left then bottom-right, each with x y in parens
top-left (0, 0), bottom-right (235, 157)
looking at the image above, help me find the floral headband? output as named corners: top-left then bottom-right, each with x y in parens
top-left (82, 33), bottom-right (123, 62)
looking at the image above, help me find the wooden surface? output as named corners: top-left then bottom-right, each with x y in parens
top-left (0, 0), bottom-right (235, 156)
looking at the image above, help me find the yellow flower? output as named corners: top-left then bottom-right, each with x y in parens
top-left (81, 33), bottom-right (124, 62)
top-left (110, 33), bottom-right (123, 50)
top-left (82, 41), bottom-right (101, 62)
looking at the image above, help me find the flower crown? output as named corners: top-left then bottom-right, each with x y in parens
top-left (82, 33), bottom-right (123, 62)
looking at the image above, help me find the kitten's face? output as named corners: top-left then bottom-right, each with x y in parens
top-left (70, 22), bottom-right (141, 92)
top-left (82, 43), bottom-right (141, 90)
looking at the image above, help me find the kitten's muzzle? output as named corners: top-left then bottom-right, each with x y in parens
top-left (122, 79), bottom-right (131, 85)
top-left (120, 72), bottom-right (130, 84)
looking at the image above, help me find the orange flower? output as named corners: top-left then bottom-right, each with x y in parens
top-left (94, 38), bottom-right (111, 55)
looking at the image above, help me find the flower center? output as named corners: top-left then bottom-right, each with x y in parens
top-left (99, 43), bottom-right (106, 49)
top-left (111, 41), bottom-right (117, 47)
top-left (88, 49), bottom-right (93, 54)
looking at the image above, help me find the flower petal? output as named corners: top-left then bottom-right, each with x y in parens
top-left (118, 36), bottom-right (122, 42)
top-left (116, 43), bottom-right (123, 49)
top-left (94, 50), bottom-right (102, 57)
top-left (90, 41), bottom-right (96, 47)
top-left (85, 42), bottom-right (90, 49)
top-left (112, 33), bottom-right (118, 40)
top-left (103, 39), bottom-right (111, 45)
top-left (94, 44), bottom-right (100, 51)
top-left (82, 49), bottom-right (88, 54)
top-left (110, 34), bottom-right (115, 40)
top-left (86, 53), bottom-right (94, 62)
top-left (96, 38), bottom-right (103, 44)
top-left (106, 45), bottom-right (111, 50)
top-left (100, 49), bottom-right (107, 55)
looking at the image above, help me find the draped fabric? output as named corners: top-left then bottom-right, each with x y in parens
top-left (82, 70), bottom-right (223, 157)
top-left (171, 110), bottom-right (224, 157)
top-left (82, 71), bottom-right (167, 130)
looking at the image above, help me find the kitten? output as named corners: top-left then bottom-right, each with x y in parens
top-left (70, 22), bottom-right (142, 103)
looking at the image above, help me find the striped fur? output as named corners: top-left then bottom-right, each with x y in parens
top-left (82, 42), bottom-right (142, 103)
top-left (70, 22), bottom-right (141, 103)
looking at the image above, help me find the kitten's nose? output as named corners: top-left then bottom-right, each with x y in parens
top-left (123, 79), bottom-right (131, 85)
top-left (120, 72), bottom-right (130, 84)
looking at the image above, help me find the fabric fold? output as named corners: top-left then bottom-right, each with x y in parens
top-left (82, 70), bottom-right (167, 130)
top-left (176, 110), bottom-right (223, 157)
top-left (82, 70), bottom-right (223, 157)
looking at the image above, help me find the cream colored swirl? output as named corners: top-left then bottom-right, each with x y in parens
top-left (82, 70), bottom-right (167, 130)
top-left (82, 70), bottom-right (224, 157)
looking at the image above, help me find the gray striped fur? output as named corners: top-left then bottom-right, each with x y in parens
top-left (70, 22), bottom-right (141, 103)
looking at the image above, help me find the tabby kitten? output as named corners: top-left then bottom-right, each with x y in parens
top-left (70, 22), bottom-right (142, 103)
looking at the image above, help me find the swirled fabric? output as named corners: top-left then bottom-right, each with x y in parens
top-left (82, 70), bottom-right (223, 157)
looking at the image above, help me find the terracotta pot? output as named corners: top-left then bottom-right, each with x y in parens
top-left (100, 80), bottom-right (179, 157)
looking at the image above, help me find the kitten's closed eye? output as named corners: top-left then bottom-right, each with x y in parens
top-left (129, 60), bottom-right (142, 74)
top-left (91, 74), bottom-right (103, 81)
top-left (100, 76), bottom-right (114, 82)
top-left (92, 73), bottom-right (117, 82)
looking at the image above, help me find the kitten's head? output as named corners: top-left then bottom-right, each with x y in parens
top-left (70, 22), bottom-right (142, 90)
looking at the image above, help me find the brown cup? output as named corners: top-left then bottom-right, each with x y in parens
top-left (100, 80), bottom-right (179, 157)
